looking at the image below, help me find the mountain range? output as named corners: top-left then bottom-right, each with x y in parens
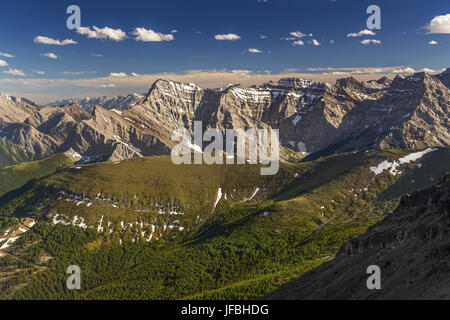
top-left (1, 69), bottom-right (449, 167)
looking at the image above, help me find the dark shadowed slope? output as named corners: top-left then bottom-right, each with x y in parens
top-left (265, 174), bottom-right (450, 300)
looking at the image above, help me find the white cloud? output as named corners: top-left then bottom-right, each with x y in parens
top-left (410, 68), bottom-right (446, 74)
top-left (361, 39), bottom-right (381, 45)
top-left (424, 14), bottom-right (450, 34)
top-left (290, 31), bottom-right (306, 38)
top-left (308, 66), bottom-right (405, 75)
top-left (420, 68), bottom-right (436, 73)
top-left (3, 69), bottom-right (26, 76)
top-left (259, 34), bottom-right (267, 39)
top-left (131, 73), bottom-right (140, 77)
top-left (0, 60), bottom-right (8, 67)
top-left (230, 69), bottom-right (253, 77)
top-left (310, 39), bottom-right (320, 46)
top-left (131, 28), bottom-right (175, 42)
top-left (0, 52), bottom-right (14, 58)
top-left (35, 70), bottom-right (45, 75)
top-left (91, 53), bottom-right (103, 57)
top-left (41, 53), bottom-right (58, 59)
top-left (4, 66), bottom-right (448, 103)
top-left (34, 36), bottom-right (77, 46)
top-left (61, 71), bottom-right (97, 76)
top-left (290, 31), bottom-right (312, 38)
top-left (248, 48), bottom-right (263, 53)
top-left (283, 31), bottom-right (313, 46)
top-left (110, 72), bottom-right (128, 78)
top-left (308, 66), bottom-right (445, 76)
top-left (428, 40), bottom-right (438, 45)
top-left (214, 33), bottom-right (241, 41)
top-left (347, 29), bottom-right (376, 37)
top-left (77, 26), bottom-right (127, 41)
top-left (292, 40), bottom-right (304, 46)
top-left (391, 67), bottom-right (416, 74)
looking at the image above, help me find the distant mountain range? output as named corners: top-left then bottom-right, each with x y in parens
top-left (0, 70), bottom-right (449, 166)
top-left (46, 93), bottom-right (145, 113)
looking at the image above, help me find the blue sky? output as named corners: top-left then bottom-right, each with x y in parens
top-left (0, 0), bottom-right (449, 102)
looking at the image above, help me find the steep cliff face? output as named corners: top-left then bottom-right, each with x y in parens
top-left (0, 123), bottom-right (58, 157)
top-left (340, 73), bottom-right (450, 152)
top-left (62, 105), bottom-right (169, 162)
top-left (0, 91), bottom-right (38, 124)
top-left (265, 174), bottom-right (450, 300)
top-left (436, 68), bottom-right (450, 89)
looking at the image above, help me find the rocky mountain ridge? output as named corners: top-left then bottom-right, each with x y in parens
top-left (0, 69), bottom-right (449, 165)
top-left (47, 93), bottom-right (145, 113)
top-left (0, 91), bottom-right (38, 124)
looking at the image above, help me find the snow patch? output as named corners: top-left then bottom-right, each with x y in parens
top-left (291, 114), bottom-right (302, 126)
top-left (371, 148), bottom-right (438, 176)
top-left (212, 188), bottom-right (223, 213)
top-left (297, 142), bottom-right (308, 153)
top-left (248, 187), bottom-right (261, 201)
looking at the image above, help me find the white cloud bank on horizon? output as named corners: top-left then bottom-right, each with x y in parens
top-left (1, 66), bottom-right (447, 103)
top-left (60, 71), bottom-right (97, 76)
top-left (110, 72), bottom-right (128, 78)
top-left (308, 66), bottom-right (445, 75)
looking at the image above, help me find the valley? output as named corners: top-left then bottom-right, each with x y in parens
top-left (0, 147), bottom-right (448, 299)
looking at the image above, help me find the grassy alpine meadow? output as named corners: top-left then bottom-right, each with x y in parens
top-left (0, 153), bottom-right (72, 197)
top-left (0, 148), bottom-right (449, 299)
top-left (0, 139), bottom-right (35, 169)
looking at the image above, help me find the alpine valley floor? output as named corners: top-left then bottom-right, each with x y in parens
top-left (0, 148), bottom-right (449, 299)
